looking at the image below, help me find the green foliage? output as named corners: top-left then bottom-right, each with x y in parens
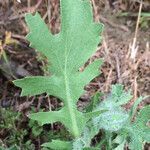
top-left (119, 12), bottom-right (150, 29)
top-left (12, 0), bottom-right (150, 149)
top-left (43, 84), bottom-right (149, 150)
top-left (85, 92), bottom-right (103, 112)
top-left (0, 108), bottom-right (71, 149)
top-left (0, 145), bottom-right (19, 150)
top-left (72, 85), bottom-right (149, 150)
top-left (115, 106), bottom-right (150, 150)
top-left (28, 119), bottom-right (43, 137)
top-left (93, 84), bottom-right (131, 132)
top-left (0, 108), bottom-right (35, 149)
top-left (13, 0), bottom-right (103, 138)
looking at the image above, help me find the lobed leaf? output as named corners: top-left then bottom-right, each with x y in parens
top-left (93, 108), bottom-right (129, 132)
top-left (117, 106), bottom-right (150, 150)
top-left (13, 0), bottom-right (103, 137)
top-left (130, 96), bottom-right (149, 118)
top-left (85, 92), bottom-right (103, 112)
top-left (111, 84), bottom-right (132, 106)
top-left (92, 84), bottom-right (130, 132)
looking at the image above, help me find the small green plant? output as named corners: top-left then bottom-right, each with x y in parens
top-left (0, 145), bottom-right (19, 150)
top-left (90, 85), bottom-right (150, 150)
top-left (0, 108), bottom-right (35, 149)
top-left (118, 12), bottom-right (150, 29)
top-left (13, 0), bottom-right (150, 149)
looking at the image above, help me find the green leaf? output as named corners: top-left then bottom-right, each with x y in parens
top-left (113, 135), bottom-right (125, 150)
top-left (92, 84), bottom-right (130, 132)
top-left (111, 84), bottom-right (132, 106)
top-left (28, 120), bottom-right (43, 137)
top-left (93, 108), bottom-right (129, 132)
top-left (113, 135), bottom-right (125, 145)
top-left (95, 84), bottom-right (132, 111)
top-left (83, 148), bottom-right (99, 150)
top-left (84, 109), bottom-right (107, 120)
top-left (0, 145), bottom-right (19, 150)
top-left (72, 126), bottom-right (100, 150)
top-left (113, 142), bottom-right (125, 150)
top-left (130, 96), bottom-right (149, 118)
top-left (13, 0), bottom-right (103, 137)
top-left (85, 92), bottom-right (103, 112)
top-left (119, 106), bottom-right (150, 150)
top-left (129, 106), bottom-right (150, 149)
top-left (73, 138), bottom-right (84, 150)
top-left (0, 147), bottom-right (4, 150)
top-left (72, 127), bottom-right (92, 150)
top-left (42, 140), bottom-right (72, 150)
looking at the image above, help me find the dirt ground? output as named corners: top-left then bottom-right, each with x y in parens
top-left (0, 0), bottom-right (150, 149)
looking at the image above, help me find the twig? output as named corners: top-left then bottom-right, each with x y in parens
top-left (99, 15), bottom-right (129, 32)
top-left (130, 0), bottom-right (143, 61)
top-left (115, 54), bottom-right (122, 83)
top-left (8, 0), bottom-right (43, 21)
top-left (11, 33), bottom-right (26, 40)
top-left (91, 0), bottom-right (129, 32)
top-left (105, 68), bottom-right (113, 92)
top-left (145, 42), bottom-right (150, 66)
top-left (47, 95), bottom-right (54, 129)
top-left (47, 0), bottom-right (51, 28)
top-left (27, 0), bottom-right (31, 13)
top-left (91, 0), bottom-right (99, 22)
top-left (133, 76), bottom-right (138, 101)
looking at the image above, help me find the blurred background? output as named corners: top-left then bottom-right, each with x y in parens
top-left (0, 0), bottom-right (150, 149)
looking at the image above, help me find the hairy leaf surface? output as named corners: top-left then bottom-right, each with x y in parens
top-left (126, 106), bottom-right (150, 150)
top-left (92, 84), bottom-right (131, 132)
top-left (13, 0), bottom-right (103, 137)
top-left (113, 106), bottom-right (150, 150)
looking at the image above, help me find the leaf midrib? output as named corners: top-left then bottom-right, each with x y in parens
top-left (64, 62), bottom-right (79, 137)
top-left (61, 28), bottom-right (79, 137)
